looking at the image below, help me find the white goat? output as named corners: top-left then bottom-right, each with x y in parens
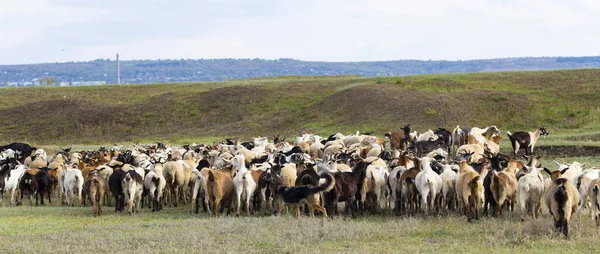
top-left (3, 164), bottom-right (25, 204)
top-left (440, 164), bottom-right (458, 211)
top-left (232, 154), bottom-right (257, 216)
top-left (517, 166), bottom-right (545, 220)
top-left (415, 157), bottom-right (442, 215)
top-left (144, 165), bottom-right (167, 212)
top-left (63, 166), bottom-right (84, 206)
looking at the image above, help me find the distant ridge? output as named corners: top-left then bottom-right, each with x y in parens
top-left (1, 56), bottom-right (600, 85)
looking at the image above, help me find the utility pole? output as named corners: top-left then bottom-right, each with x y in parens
top-left (116, 53), bottom-right (121, 84)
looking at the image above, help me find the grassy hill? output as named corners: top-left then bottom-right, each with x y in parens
top-left (1, 69), bottom-right (599, 145)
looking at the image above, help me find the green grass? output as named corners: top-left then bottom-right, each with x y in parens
top-left (1, 69), bottom-right (600, 145)
top-left (1, 204), bottom-right (600, 253)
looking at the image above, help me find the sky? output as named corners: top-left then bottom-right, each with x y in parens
top-left (1, 0), bottom-right (599, 64)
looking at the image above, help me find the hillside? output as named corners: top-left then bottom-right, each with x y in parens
top-left (0, 69), bottom-right (599, 145)
top-left (2, 56), bottom-right (600, 85)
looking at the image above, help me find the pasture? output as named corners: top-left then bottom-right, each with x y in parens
top-left (2, 69), bottom-right (600, 253)
top-left (2, 202), bottom-right (600, 253)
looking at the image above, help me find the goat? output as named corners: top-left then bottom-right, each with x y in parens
top-left (0, 142), bottom-right (36, 163)
top-left (587, 178), bottom-right (600, 227)
top-left (506, 127), bottom-right (549, 155)
top-left (490, 160), bottom-right (519, 217)
top-left (456, 160), bottom-right (483, 222)
top-left (415, 157), bottom-right (442, 215)
top-left (83, 169), bottom-right (108, 217)
top-left (544, 167), bottom-right (579, 238)
top-left (440, 164), bottom-right (458, 211)
top-left (63, 166), bottom-right (84, 206)
top-left (207, 167), bottom-right (235, 216)
top-left (385, 124), bottom-right (411, 151)
top-left (122, 170), bottom-right (144, 215)
top-left (162, 161), bottom-right (186, 207)
top-left (231, 154), bottom-right (258, 216)
top-left (144, 165), bottom-right (167, 212)
top-left (574, 168), bottom-right (600, 217)
top-left (517, 166), bottom-right (544, 220)
top-left (4, 164), bottom-right (25, 204)
top-left (109, 168), bottom-right (126, 212)
top-left (451, 125), bottom-right (467, 151)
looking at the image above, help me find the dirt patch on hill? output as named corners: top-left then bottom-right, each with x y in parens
top-left (306, 84), bottom-right (529, 131)
top-left (535, 146), bottom-right (600, 157)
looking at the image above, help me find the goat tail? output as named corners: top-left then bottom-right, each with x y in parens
top-left (208, 171), bottom-right (215, 182)
top-left (576, 174), bottom-right (584, 191)
top-left (469, 176), bottom-right (481, 189)
top-left (554, 184), bottom-right (568, 226)
top-left (310, 173), bottom-right (335, 194)
top-left (506, 131), bottom-right (515, 142)
top-left (521, 182), bottom-right (530, 193)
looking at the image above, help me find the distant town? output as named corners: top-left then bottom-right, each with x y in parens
top-left (1, 56), bottom-right (600, 87)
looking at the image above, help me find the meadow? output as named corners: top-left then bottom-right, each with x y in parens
top-left (1, 69), bottom-right (600, 253)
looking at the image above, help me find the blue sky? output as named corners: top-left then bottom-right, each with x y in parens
top-left (1, 0), bottom-right (599, 64)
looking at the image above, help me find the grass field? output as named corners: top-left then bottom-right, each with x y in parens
top-left (2, 70), bottom-right (600, 253)
top-left (1, 69), bottom-right (600, 145)
top-left (1, 203), bottom-right (600, 253)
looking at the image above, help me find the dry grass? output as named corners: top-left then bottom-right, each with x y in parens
top-left (1, 204), bottom-right (600, 253)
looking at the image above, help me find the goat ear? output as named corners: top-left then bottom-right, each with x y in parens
top-left (561, 167), bottom-right (570, 175)
top-left (543, 168), bottom-right (552, 175)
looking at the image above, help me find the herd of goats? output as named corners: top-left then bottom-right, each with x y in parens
top-left (0, 124), bottom-right (596, 237)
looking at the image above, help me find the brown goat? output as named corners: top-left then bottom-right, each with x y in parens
top-left (83, 170), bottom-right (108, 217)
top-left (207, 167), bottom-right (235, 216)
top-left (399, 161), bottom-right (421, 215)
top-left (385, 125), bottom-right (411, 151)
top-left (544, 168), bottom-right (579, 238)
top-left (490, 160), bottom-right (518, 217)
top-left (457, 161), bottom-right (483, 222)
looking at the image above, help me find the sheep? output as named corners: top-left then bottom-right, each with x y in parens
top-left (517, 166), bottom-right (545, 220)
top-left (544, 167), bottom-right (579, 238)
top-left (122, 170), bottom-right (144, 215)
top-left (490, 160), bottom-right (519, 217)
top-left (440, 164), bottom-right (458, 211)
top-left (231, 154), bottom-right (258, 216)
top-left (415, 157), bottom-right (443, 215)
top-left (506, 127), bottom-right (549, 155)
top-left (456, 160), bottom-right (483, 222)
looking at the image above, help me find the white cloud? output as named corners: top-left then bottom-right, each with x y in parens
top-left (0, 0), bottom-right (598, 64)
